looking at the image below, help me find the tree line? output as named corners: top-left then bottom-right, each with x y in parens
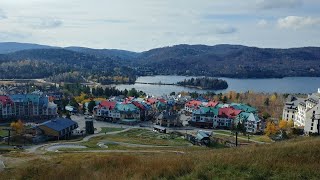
top-left (177, 77), bottom-right (228, 90)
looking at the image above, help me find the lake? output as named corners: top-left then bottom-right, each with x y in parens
top-left (115, 76), bottom-right (320, 96)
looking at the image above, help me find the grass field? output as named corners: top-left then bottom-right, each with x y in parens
top-left (1, 137), bottom-right (320, 179)
top-left (214, 130), bottom-right (272, 143)
top-left (0, 126), bottom-right (8, 137)
top-left (99, 127), bottom-right (125, 134)
top-left (87, 129), bottom-right (191, 147)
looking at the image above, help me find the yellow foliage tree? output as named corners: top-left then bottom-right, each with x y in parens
top-left (279, 120), bottom-right (288, 130)
top-left (75, 93), bottom-right (88, 103)
top-left (287, 119), bottom-right (294, 128)
top-left (265, 121), bottom-right (278, 136)
top-left (10, 120), bottom-right (24, 135)
top-left (270, 94), bottom-right (277, 103)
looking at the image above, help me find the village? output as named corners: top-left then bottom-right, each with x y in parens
top-left (0, 84), bottom-right (319, 152)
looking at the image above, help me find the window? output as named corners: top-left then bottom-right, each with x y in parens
top-left (311, 127), bottom-right (313, 130)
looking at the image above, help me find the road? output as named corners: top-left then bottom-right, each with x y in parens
top-left (70, 114), bottom-right (267, 144)
top-left (0, 155), bottom-right (5, 172)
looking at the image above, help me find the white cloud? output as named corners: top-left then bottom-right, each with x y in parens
top-left (213, 25), bottom-right (237, 34)
top-left (0, 0), bottom-right (319, 50)
top-left (277, 16), bottom-right (320, 29)
top-left (0, 31), bottom-right (31, 41)
top-left (31, 18), bottom-right (63, 29)
top-left (256, 0), bottom-right (302, 10)
top-left (257, 19), bottom-right (268, 27)
top-left (0, 9), bottom-right (7, 19)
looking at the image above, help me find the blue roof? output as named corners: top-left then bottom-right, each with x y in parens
top-left (196, 131), bottom-right (210, 140)
top-left (40, 118), bottom-right (77, 132)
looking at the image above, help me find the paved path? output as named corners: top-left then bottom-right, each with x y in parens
top-left (0, 155), bottom-right (5, 172)
top-left (26, 128), bottom-right (133, 153)
top-left (57, 150), bottom-right (185, 154)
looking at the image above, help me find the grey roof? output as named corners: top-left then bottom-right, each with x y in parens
top-left (196, 131), bottom-right (210, 140)
top-left (40, 118), bottom-right (77, 132)
top-left (153, 125), bottom-right (166, 130)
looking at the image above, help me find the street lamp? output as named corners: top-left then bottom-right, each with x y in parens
top-left (312, 113), bottom-right (320, 135)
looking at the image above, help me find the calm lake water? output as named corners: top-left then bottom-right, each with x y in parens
top-left (115, 76), bottom-right (320, 96)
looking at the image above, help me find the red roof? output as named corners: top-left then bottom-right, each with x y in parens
top-left (207, 101), bottom-right (218, 107)
top-left (218, 107), bottom-right (242, 119)
top-left (132, 101), bottom-right (146, 110)
top-left (0, 96), bottom-right (14, 106)
top-left (99, 101), bottom-right (117, 110)
top-left (158, 98), bottom-right (166, 103)
top-left (185, 100), bottom-right (202, 108)
top-left (146, 98), bottom-right (157, 105)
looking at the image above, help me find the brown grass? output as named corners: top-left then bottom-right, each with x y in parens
top-left (1, 137), bottom-right (320, 179)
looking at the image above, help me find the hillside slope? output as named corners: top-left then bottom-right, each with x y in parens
top-left (1, 137), bottom-right (320, 179)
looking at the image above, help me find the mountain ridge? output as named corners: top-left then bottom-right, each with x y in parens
top-left (0, 42), bottom-right (319, 79)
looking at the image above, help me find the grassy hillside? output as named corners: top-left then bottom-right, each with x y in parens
top-left (1, 137), bottom-right (320, 179)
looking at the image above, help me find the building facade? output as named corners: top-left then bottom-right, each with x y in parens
top-left (0, 94), bottom-right (57, 120)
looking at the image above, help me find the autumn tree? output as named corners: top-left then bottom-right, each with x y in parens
top-left (265, 121), bottom-right (278, 136)
top-left (287, 119), bottom-right (294, 128)
top-left (279, 120), bottom-right (288, 130)
top-left (10, 120), bottom-right (24, 135)
top-left (75, 92), bottom-right (88, 103)
top-left (270, 94), bottom-right (277, 103)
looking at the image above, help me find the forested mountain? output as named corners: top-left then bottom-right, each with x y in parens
top-left (0, 42), bottom-right (319, 80)
top-left (0, 48), bottom-right (137, 83)
top-left (0, 42), bottom-right (54, 54)
top-left (65, 46), bottom-right (139, 61)
top-left (137, 44), bottom-right (320, 78)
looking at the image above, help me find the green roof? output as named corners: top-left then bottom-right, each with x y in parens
top-left (194, 107), bottom-right (219, 116)
top-left (237, 112), bottom-right (259, 122)
top-left (116, 103), bottom-right (139, 112)
top-left (231, 103), bottom-right (257, 113)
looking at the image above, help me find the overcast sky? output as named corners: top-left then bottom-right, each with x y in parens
top-left (0, 0), bottom-right (319, 51)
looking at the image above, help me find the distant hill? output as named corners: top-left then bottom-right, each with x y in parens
top-left (0, 42), bottom-right (54, 54)
top-left (0, 42), bottom-right (319, 79)
top-left (65, 46), bottom-right (139, 61)
top-left (138, 44), bottom-right (320, 78)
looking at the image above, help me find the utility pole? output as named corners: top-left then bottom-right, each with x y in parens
top-left (235, 131), bottom-right (238, 147)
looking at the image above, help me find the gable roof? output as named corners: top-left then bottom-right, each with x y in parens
top-left (116, 103), bottom-right (139, 112)
top-left (237, 112), bottom-right (260, 122)
top-left (185, 100), bottom-right (202, 108)
top-left (132, 101), bottom-right (146, 110)
top-left (219, 107), bottom-right (242, 119)
top-left (146, 98), bottom-right (158, 105)
top-left (196, 131), bottom-right (210, 140)
top-left (206, 101), bottom-right (219, 107)
top-left (193, 107), bottom-right (219, 116)
top-left (39, 118), bottom-right (77, 132)
top-left (100, 101), bottom-right (117, 110)
top-left (230, 103), bottom-right (257, 113)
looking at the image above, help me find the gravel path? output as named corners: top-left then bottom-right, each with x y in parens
top-left (0, 156), bottom-right (5, 172)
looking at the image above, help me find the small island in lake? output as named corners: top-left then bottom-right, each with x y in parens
top-left (177, 77), bottom-right (228, 90)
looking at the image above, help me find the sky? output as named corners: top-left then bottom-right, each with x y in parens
top-left (0, 0), bottom-right (319, 51)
